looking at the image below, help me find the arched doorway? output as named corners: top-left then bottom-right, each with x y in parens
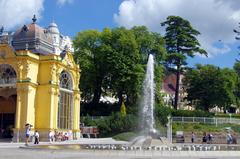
top-left (0, 64), bottom-right (17, 138)
top-left (57, 71), bottom-right (73, 129)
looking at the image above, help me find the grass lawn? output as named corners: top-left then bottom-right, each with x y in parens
top-left (173, 123), bottom-right (240, 135)
top-left (112, 132), bottom-right (139, 141)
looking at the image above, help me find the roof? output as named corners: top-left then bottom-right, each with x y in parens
top-left (12, 22), bottom-right (54, 55)
top-left (162, 74), bottom-right (184, 95)
top-left (162, 74), bottom-right (176, 95)
top-left (48, 22), bottom-right (60, 34)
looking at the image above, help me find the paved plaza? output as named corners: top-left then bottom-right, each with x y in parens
top-left (0, 138), bottom-right (239, 159)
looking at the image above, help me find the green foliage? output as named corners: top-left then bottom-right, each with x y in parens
top-left (120, 102), bottom-right (127, 117)
top-left (73, 30), bottom-right (107, 104)
top-left (154, 105), bottom-right (172, 125)
top-left (233, 61), bottom-right (240, 108)
top-left (184, 64), bottom-right (238, 111)
top-left (131, 26), bottom-right (166, 63)
top-left (231, 125), bottom-right (240, 133)
top-left (215, 113), bottom-right (240, 119)
top-left (155, 65), bottom-right (165, 104)
top-left (82, 113), bottom-right (138, 137)
top-left (154, 104), bottom-right (213, 126)
top-left (161, 16), bottom-right (207, 109)
top-left (173, 123), bottom-right (239, 133)
top-left (74, 26), bottom-right (165, 108)
top-left (171, 109), bottom-right (214, 117)
top-left (107, 27), bottom-right (145, 106)
top-left (161, 16), bottom-right (207, 58)
top-left (234, 61), bottom-right (240, 76)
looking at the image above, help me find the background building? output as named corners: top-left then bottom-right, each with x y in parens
top-left (161, 73), bottom-right (190, 109)
top-left (0, 15), bottom-right (81, 142)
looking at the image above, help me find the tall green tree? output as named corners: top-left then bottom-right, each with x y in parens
top-left (106, 27), bottom-right (143, 105)
top-left (73, 30), bottom-right (113, 105)
top-left (74, 26), bottom-right (166, 111)
top-left (131, 26), bottom-right (166, 104)
top-left (234, 61), bottom-right (240, 76)
top-left (184, 65), bottom-right (237, 111)
top-left (233, 61), bottom-right (240, 108)
top-left (161, 16), bottom-right (207, 109)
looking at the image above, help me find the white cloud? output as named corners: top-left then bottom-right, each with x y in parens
top-left (114, 0), bottom-right (240, 57)
top-left (0, 0), bottom-right (44, 29)
top-left (57, 0), bottom-right (73, 6)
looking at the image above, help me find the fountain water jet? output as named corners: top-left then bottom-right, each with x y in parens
top-left (140, 54), bottom-right (156, 134)
top-left (130, 54), bottom-right (169, 148)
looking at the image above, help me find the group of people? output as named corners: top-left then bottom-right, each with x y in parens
top-left (190, 131), bottom-right (237, 144)
top-left (191, 132), bottom-right (214, 144)
top-left (202, 132), bottom-right (214, 144)
top-left (25, 123), bottom-right (71, 146)
top-left (49, 130), bottom-right (71, 142)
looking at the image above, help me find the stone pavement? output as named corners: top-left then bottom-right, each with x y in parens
top-left (0, 138), bottom-right (239, 159)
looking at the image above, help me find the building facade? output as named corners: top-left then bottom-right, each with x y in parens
top-left (161, 73), bottom-right (190, 109)
top-left (0, 15), bottom-right (81, 141)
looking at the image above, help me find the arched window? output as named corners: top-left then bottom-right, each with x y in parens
top-left (0, 64), bottom-right (16, 87)
top-left (59, 71), bottom-right (72, 90)
top-left (58, 71), bottom-right (73, 129)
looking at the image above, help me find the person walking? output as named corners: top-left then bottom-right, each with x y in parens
top-left (34, 130), bottom-right (40, 144)
top-left (25, 123), bottom-right (31, 146)
top-left (191, 132), bottom-right (195, 143)
top-left (202, 132), bottom-right (207, 143)
top-left (207, 133), bottom-right (213, 144)
top-left (49, 131), bottom-right (54, 143)
top-left (226, 131), bottom-right (233, 144)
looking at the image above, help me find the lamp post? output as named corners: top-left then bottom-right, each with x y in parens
top-left (167, 115), bottom-right (172, 143)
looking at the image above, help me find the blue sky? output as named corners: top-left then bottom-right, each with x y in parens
top-left (0, 0), bottom-right (240, 68)
top-left (41, 0), bottom-right (123, 37)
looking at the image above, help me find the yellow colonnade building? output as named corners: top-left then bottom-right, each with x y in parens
top-left (0, 16), bottom-right (81, 142)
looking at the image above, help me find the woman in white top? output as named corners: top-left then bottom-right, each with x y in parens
top-left (25, 124), bottom-right (31, 146)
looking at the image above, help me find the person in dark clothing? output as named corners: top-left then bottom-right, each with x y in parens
top-left (202, 132), bottom-right (207, 143)
top-left (34, 130), bottom-right (39, 144)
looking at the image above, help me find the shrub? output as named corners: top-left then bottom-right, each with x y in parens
top-left (120, 102), bottom-right (127, 117)
top-left (171, 109), bottom-right (214, 117)
top-left (82, 113), bottom-right (138, 137)
top-left (154, 105), bottom-right (172, 125)
top-left (215, 113), bottom-right (240, 119)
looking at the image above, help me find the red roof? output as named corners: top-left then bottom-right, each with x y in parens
top-left (162, 74), bottom-right (176, 95)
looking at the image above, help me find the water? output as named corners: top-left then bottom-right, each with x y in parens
top-left (140, 54), bottom-right (155, 134)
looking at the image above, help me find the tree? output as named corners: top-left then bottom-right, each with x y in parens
top-left (106, 27), bottom-right (143, 105)
top-left (161, 16), bottom-right (207, 109)
top-left (131, 26), bottom-right (166, 63)
top-left (73, 26), bottom-right (166, 112)
top-left (73, 29), bottom-right (112, 105)
top-left (233, 61), bottom-right (240, 108)
top-left (131, 26), bottom-right (166, 104)
top-left (184, 65), bottom-right (237, 111)
top-left (234, 61), bottom-right (240, 76)
top-left (220, 68), bottom-right (238, 111)
top-left (106, 27), bottom-right (165, 106)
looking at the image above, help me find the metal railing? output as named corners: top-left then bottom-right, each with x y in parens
top-left (172, 116), bottom-right (240, 125)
